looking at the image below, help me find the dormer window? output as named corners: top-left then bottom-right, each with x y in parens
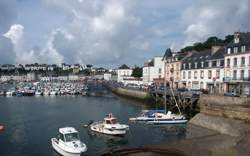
top-left (188, 63), bottom-right (191, 69)
top-left (241, 45), bottom-right (246, 52)
top-left (234, 37), bottom-right (240, 43)
top-left (183, 64), bottom-right (186, 69)
top-left (201, 62), bottom-right (204, 68)
top-left (234, 47), bottom-right (238, 53)
top-left (227, 48), bottom-right (231, 54)
top-left (195, 62), bottom-right (197, 68)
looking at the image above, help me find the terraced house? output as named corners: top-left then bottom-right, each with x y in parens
top-left (224, 32), bottom-right (250, 95)
top-left (162, 49), bottom-right (188, 89)
top-left (181, 46), bottom-right (225, 93)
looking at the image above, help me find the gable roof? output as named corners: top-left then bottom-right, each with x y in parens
top-left (118, 64), bottom-right (130, 69)
top-left (162, 48), bottom-right (172, 60)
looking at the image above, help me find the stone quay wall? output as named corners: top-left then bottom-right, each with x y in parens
top-left (198, 95), bottom-right (250, 120)
top-left (112, 87), bottom-right (151, 100)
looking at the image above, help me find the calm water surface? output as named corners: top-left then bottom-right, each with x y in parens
top-left (0, 92), bottom-right (185, 156)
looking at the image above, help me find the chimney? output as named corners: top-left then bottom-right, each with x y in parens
top-left (211, 46), bottom-right (222, 55)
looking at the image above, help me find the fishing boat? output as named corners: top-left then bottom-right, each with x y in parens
top-left (51, 127), bottom-right (87, 156)
top-left (89, 114), bottom-right (129, 136)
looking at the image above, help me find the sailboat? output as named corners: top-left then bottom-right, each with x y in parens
top-left (147, 85), bottom-right (187, 124)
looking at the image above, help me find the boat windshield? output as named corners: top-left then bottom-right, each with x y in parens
top-left (64, 133), bottom-right (79, 142)
top-left (106, 119), bottom-right (117, 124)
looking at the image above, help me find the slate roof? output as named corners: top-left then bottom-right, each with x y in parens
top-left (227, 32), bottom-right (250, 47)
top-left (162, 48), bottom-right (172, 60)
top-left (118, 64), bottom-right (130, 69)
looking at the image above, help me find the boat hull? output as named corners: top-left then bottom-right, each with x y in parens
top-left (51, 138), bottom-right (86, 156)
top-left (90, 122), bottom-right (127, 136)
top-left (147, 119), bottom-right (188, 124)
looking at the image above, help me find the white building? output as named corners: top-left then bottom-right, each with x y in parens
top-left (224, 32), bottom-right (250, 95)
top-left (116, 64), bottom-right (133, 83)
top-left (181, 46), bottom-right (225, 93)
top-left (142, 57), bottom-right (164, 85)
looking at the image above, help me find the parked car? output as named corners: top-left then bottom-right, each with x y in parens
top-left (224, 92), bottom-right (240, 97)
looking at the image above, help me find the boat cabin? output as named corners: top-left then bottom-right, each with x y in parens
top-left (58, 127), bottom-right (80, 142)
top-left (104, 114), bottom-right (117, 124)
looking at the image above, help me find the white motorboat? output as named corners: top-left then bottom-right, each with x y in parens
top-left (6, 90), bottom-right (15, 96)
top-left (147, 111), bottom-right (187, 124)
top-left (90, 114), bottom-right (129, 136)
top-left (35, 90), bottom-right (43, 96)
top-left (51, 127), bottom-right (87, 156)
top-left (50, 90), bottom-right (57, 96)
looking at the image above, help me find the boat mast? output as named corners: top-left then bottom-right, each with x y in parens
top-left (164, 58), bottom-right (167, 114)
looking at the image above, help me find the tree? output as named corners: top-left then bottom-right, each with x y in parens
top-left (132, 66), bottom-right (142, 78)
top-left (181, 34), bottom-right (234, 52)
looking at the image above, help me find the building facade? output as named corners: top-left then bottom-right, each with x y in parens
top-left (163, 49), bottom-right (188, 89)
top-left (181, 46), bottom-right (225, 93)
top-left (116, 64), bottom-right (133, 83)
top-left (142, 56), bottom-right (164, 85)
top-left (224, 32), bottom-right (250, 95)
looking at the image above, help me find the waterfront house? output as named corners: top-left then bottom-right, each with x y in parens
top-left (0, 64), bottom-right (15, 71)
top-left (143, 56), bottom-right (164, 85)
top-left (181, 46), bottom-right (225, 93)
top-left (162, 49), bottom-right (188, 89)
top-left (224, 32), bottom-right (250, 95)
top-left (116, 64), bottom-right (133, 83)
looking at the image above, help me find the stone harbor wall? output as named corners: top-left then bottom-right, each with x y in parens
top-left (111, 87), bottom-right (151, 100)
top-left (198, 95), bottom-right (250, 120)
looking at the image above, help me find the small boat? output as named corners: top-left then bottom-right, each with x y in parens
top-left (147, 111), bottom-right (187, 124)
top-left (50, 91), bottom-right (57, 96)
top-left (129, 109), bottom-right (165, 121)
top-left (90, 114), bottom-right (129, 136)
top-left (6, 90), bottom-right (15, 96)
top-left (0, 124), bottom-right (4, 132)
top-left (51, 127), bottom-right (87, 156)
top-left (35, 90), bottom-right (43, 96)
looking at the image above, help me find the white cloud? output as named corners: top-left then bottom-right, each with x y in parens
top-left (181, 0), bottom-right (250, 47)
top-left (3, 24), bottom-right (24, 45)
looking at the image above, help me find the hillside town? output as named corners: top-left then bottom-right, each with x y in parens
top-left (1, 32), bottom-right (250, 97)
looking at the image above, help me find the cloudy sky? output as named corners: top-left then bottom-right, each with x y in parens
top-left (0, 0), bottom-right (250, 67)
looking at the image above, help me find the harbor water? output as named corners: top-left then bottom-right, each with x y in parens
top-left (0, 87), bottom-right (185, 156)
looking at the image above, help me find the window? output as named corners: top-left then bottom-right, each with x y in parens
top-left (183, 71), bottom-right (186, 79)
top-left (209, 61), bottom-right (212, 67)
top-left (216, 70), bottom-right (220, 79)
top-left (212, 61), bottom-right (217, 67)
top-left (227, 58), bottom-right (230, 67)
top-left (241, 57), bottom-right (245, 66)
top-left (200, 82), bottom-right (204, 89)
top-left (159, 68), bottom-right (162, 74)
top-left (200, 70), bottom-right (204, 79)
top-left (227, 48), bottom-right (231, 54)
top-left (208, 70), bottom-right (212, 79)
top-left (59, 133), bottom-right (65, 142)
top-left (240, 70), bottom-right (244, 80)
top-left (188, 63), bottom-right (191, 69)
top-left (194, 71), bottom-right (198, 79)
top-left (234, 47), bottom-right (238, 53)
top-left (195, 62), bottom-right (197, 69)
top-left (183, 64), bottom-right (186, 69)
top-left (241, 45), bottom-right (246, 52)
top-left (65, 133), bottom-right (79, 142)
top-left (201, 62), bottom-right (204, 68)
top-left (233, 70), bottom-right (237, 80)
top-left (233, 58), bottom-right (237, 67)
top-left (220, 60), bottom-right (224, 67)
top-left (188, 71), bottom-right (191, 79)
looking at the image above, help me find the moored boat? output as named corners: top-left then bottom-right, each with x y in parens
top-left (51, 127), bottom-right (87, 156)
top-left (147, 111), bottom-right (187, 124)
top-left (90, 114), bottom-right (129, 136)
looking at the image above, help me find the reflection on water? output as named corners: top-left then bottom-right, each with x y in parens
top-left (0, 92), bottom-right (185, 156)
